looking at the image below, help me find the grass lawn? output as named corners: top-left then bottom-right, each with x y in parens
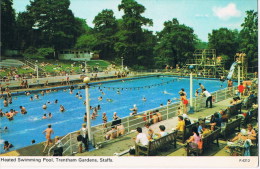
top-left (0, 67), bottom-right (35, 77)
top-left (38, 59), bottom-right (111, 74)
top-left (0, 59), bottom-right (113, 77)
top-left (86, 60), bottom-right (110, 67)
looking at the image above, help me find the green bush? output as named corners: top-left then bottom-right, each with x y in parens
top-left (23, 47), bottom-right (54, 59)
top-left (37, 48), bottom-right (55, 59)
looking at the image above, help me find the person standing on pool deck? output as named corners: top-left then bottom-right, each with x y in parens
top-left (202, 89), bottom-right (212, 108)
top-left (80, 123), bottom-right (88, 151)
top-left (238, 82), bottom-right (245, 97)
top-left (42, 124), bottom-right (54, 152)
top-left (178, 88), bottom-right (187, 97)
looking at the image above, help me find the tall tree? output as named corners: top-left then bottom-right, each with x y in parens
top-left (208, 28), bottom-right (240, 67)
top-left (1, 0), bottom-right (16, 51)
top-left (154, 18), bottom-right (196, 68)
top-left (239, 10), bottom-right (258, 72)
top-left (208, 28), bottom-right (239, 56)
top-left (17, 0), bottom-right (84, 56)
top-left (115, 0), bottom-right (153, 66)
top-left (93, 9), bottom-right (118, 59)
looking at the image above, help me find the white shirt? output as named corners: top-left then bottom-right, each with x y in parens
top-left (80, 127), bottom-right (88, 138)
top-left (136, 133), bottom-right (149, 146)
top-left (56, 140), bottom-right (63, 148)
top-left (160, 131), bottom-right (168, 137)
top-left (203, 90), bottom-right (211, 98)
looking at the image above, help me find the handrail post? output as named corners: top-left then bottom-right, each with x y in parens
top-left (127, 116), bottom-right (130, 133)
top-left (167, 104), bottom-right (169, 120)
top-left (70, 133), bottom-right (72, 155)
top-left (224, 88), bottom-right (227, 100)
top-left (216, 91), bottom-right (218, 102)
top-left (194, 97), bottom-right (196, 112)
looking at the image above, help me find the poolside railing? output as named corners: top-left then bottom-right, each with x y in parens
top-left (48, 86), bottom-right (237, 156)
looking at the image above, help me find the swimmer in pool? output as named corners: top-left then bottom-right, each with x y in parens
top-left (3, 98), bottom-right (8, 107)
top-left (142, 97), bottom-right (147, 102)
top-left (106, 98), bottom-right (113, 102)
top-left (30, 96), bottom-right (33, 101)
top-left (83, 113), bottom-right (87, 122)
top-left (167, 99), bottom-right (172, 105)
top-left (34, 94), bottom-right (39, 99)
top-left (42, 114), bottom-right (47, 119)
top-left (79, 95), bottom-right (82, 99)
top-left (117, 90), bottom-right (121, 94)
top-left (98, 96), bottom-right (103, 101)
top-left (60, 105), bottom-right (65, 112)
top-left (48, 113), bottom-right (52, 118)
top-left (20, 106), bottom-right (27, 114)
top-left (93, 107), bottom-right (98, 116)
top-left (42, 104), bottom-right (47, 109)
top-left (76, 93), bottom-right (79, 97)
top-left (91, 113), bottom-right (96, 119)
top-left (54, 99), bottom-right (58, 104)
top-left (130, 104), bottom-right (138, 115)
top-left (163, 90), bottom-right (172, 95)
top-left (113, 112), bottom-right (119, 120)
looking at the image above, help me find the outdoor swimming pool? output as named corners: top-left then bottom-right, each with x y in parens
top-left (0, 75), bottom-right (229, 153)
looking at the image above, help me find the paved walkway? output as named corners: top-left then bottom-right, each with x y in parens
top-left (1, 72), bottom-right (115, 88)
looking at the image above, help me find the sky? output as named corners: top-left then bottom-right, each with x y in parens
top-left (12, 0), bottom-right (258, 42)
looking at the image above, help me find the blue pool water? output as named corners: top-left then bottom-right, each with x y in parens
top-left (0, 76), bottom-right (228, 153)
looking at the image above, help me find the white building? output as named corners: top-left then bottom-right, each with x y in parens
top-left (58, 49), bottom-right (98, 61)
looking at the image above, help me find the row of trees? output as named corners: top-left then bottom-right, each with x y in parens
top-left (208, 10), bottom-right (258, 70)
top-left (1, 0), bottom-right (258, 70)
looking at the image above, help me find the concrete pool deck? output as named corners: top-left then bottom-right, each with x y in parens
top-left (1, 97), bottom-right (240, 156)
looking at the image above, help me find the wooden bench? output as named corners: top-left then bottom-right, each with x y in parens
top-left (228, 103), bottom-right (242, 117)
top-left (221, 117), bottom-right (242, 140)
top-left (135, 130), bottom-right (177, 156)
top-left (187, 127), bottom-right (221, 156)
top-left (243, 96), bottom-right (257, 110)
top-left (177, 122), bottom-right (199, 143)
top-left (241, 108), bottom-right (258, 128)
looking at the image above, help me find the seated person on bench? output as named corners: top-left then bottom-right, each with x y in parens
top-left (246, 124), bottom-right (256, 141)
top-left (153, 125), bottom-right (168, 139)
top-left (186, 126), bottom-right (202, 153)
top-left (134, 127), bottom-right (149, 146)
top-left (209, 112), bottom-right (222, 130)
